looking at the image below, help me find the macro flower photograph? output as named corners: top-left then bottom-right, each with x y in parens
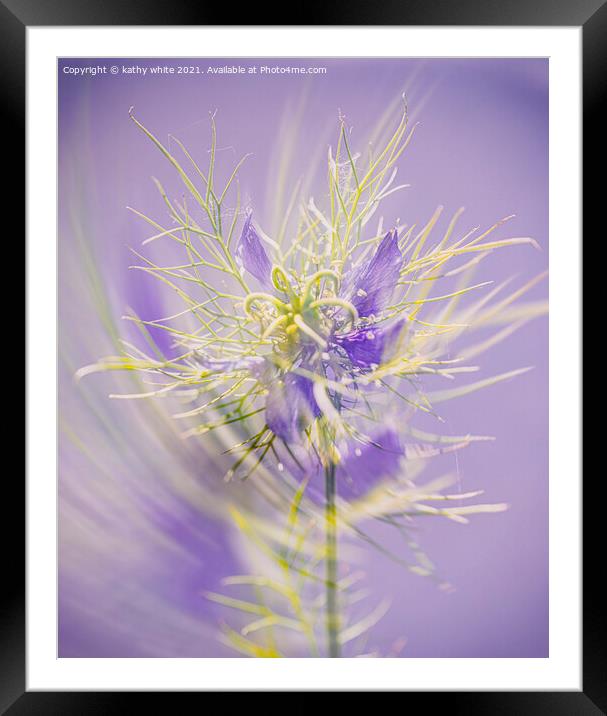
top-left (59, 57), bottom-right (548, 658)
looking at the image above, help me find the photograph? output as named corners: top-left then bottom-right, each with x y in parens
top-left (58, 57), bottom-right (549, 659)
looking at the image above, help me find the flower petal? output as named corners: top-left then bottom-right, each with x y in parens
top-left (236, 212), bottom-right (273, 288)
top-left (265, 372), bottom-right (320, 442)
top-left (284, 430), bottom-right (405, 504)
top-left (377, 317), bottom-right (409, 363)
top-left (337, 430), bottom-right (403, 498)
top-left (344, 229), bottom-right (402, 317)
top-left (291, 427), bottom-right (470, 503)
top-left (333, 327), bottom-right (385, 371)
top-left (332, 318), bottom-right (408, 372)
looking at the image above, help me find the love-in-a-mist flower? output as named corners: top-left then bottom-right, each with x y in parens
top-left (79, 103), bottom-right (546, 658)
top-left (207, 214), bottom-right (407, 450)
top-left (81, 105), bottom-right (544, 482)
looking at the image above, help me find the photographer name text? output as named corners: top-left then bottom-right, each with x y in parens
top-left (61, 63), bottom-right (328, 77)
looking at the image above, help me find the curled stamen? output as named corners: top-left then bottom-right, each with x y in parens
top-left (309, 297), bottom-right (359, 326)
top-left (302, 270), bottom-right (340, 303)
top-left (261, 313), bottom-right (289, 340)
top-left (271, 266), bottom-right (293, 296)
top-left (243, 292), bottom-right (288, 319)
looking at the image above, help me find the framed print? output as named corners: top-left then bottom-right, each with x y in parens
top-left (6, 1), bottom-right (596, 711)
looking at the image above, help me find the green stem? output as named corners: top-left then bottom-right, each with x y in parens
top-left (325, 461), bottom-right (340, 657)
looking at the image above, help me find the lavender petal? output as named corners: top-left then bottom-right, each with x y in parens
top-left (337, 430), bottom-right (403, 498)
top-left (344, 229), bottom-right (402, 317)
top-left (236, 212), bottom-right (273, 288)
top-left (332, 318), bottom-right (408, 372)
top-left (265, 372), bottom-right (320, 442)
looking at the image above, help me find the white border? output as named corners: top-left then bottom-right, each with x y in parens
top-left (27, 27), bottom-right (581, 691)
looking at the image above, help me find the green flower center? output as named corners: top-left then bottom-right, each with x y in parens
top-left (243, 266), bottom-right (359, 354)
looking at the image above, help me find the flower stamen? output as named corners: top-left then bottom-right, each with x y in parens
top-left (293, 315), bottom-right (328, 349)
top-left (243, 292), bottom-right (289, 319)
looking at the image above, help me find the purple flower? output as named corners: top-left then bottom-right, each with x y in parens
top-left (236, 212), bottom-right (273, 288)
top-left (233, 218), bottom-right (407, 445)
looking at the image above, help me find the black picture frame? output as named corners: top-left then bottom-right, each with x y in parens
top-left (6, 1), bottom-right (596, 712)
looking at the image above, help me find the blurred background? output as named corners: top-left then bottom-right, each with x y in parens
top-left (58, 57), bottom-right (548, 657)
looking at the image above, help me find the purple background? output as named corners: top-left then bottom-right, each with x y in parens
top-left (58, 58), bottom-right (548, 657)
